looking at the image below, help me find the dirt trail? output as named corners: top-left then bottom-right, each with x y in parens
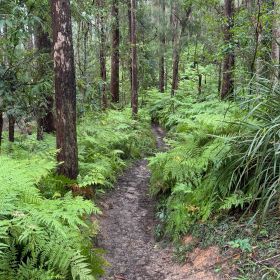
top-left (97, 125), bottom-right (222, 280)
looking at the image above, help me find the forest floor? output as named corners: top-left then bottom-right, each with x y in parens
top-left (96, 125), bottom-right (229, 280)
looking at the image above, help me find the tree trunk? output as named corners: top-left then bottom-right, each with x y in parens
top-left (36, 23), bottom-right (55, 139)
top-left (171, 6), bottom-right (192, 96)
top-left (128, 0), bottom-right (132, 90)
top-left (37, 118), bottom-right (44, 141)
top-left (97, 0), bottom-right (108, 109)
top-left (130, 0), bottom-right (138, 116)
top-left (110, 0), bottom-right (120, 103)
top-left (198, 74), bottom-right (202, 95)
top-left (0, 112), bottom-right (3, 147)
top-left (51, 0), bottom-right (78, 180)
top-left (83, 22), bottom-right (89, 97)
top-left (221, 0), bottom-right (235, 100)
top-left (158, 0), bottom-right (166, 93)
top-left (8, 115), bottom-right (15, 143)
top-left (159, 55), bottom-right (165, 92)
top-left (218, 62), bottom-right (222, 94)
top-left (272, 0), bottom-right (280, 81)
top-left (43, 96), bottom-right (56, 133)
top-left (171, 49), bottom-right (180, 96)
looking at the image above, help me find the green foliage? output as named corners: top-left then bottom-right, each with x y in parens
top-left (0, 107), bottom-right (154, 278)
top-left (148, 82), bottom-right (280, 241)
top-left (228, 239), bottom-right (252, 252)
top-left (0, 156), bottom-right (103, 279)
top-left (77, 108), bottom-right (155, 190)
top-left (147, 89), bottom-right (243, 239)
top-left (215, 85), bottom-right (280, 220)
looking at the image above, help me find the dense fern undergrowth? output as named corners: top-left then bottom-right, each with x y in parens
top-left (147, 82), bottom-right (280, 242)
top-left (0, 108), bottom-right (154, 279)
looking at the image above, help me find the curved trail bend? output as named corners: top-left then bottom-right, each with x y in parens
top-left (97, 125), bottom-right (221, 280)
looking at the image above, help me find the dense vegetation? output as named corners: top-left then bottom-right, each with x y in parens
top-left (0, 109), bottom-right (154, 279)
top-left (1, 0), bottom-right (280, 278)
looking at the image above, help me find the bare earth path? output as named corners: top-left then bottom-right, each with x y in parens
top-left (97, 125), bottom-right (222, 280)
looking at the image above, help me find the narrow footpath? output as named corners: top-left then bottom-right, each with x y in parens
top-left (97, 125), bottom-right (223, 280)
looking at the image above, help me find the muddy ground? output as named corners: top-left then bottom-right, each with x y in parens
top-left (97, 125), bottom-right (226, 280)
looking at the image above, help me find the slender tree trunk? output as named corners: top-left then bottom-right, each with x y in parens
top-left (198, 74), bottom-right (202, 95)
top-left (171, 4), bottom-right (179, 96)
top-left (158, 0), bottom-right (166, 92)
top-left (128, 0), bottom-right (132, 89)
top-left (110, 0), bottom-right (120, 103)
top-left (130, 0), bottom-right (138, 116)
top-left (37, 118), bottom-right (44, 141)
top-left (36, 23), bottom-right (55, 139)
top-left (165, 59), bottom-right (168, 91)
top-left (159, 55), bottom-right (165, 92)
top-left (221, 0), bottom-right (235, 100)
top-left (43, 96), bottom-right (56, 133)
top-left (272, 0), bottom-right (280, 81)
top-left (8, 115), bottom-right (15, 142)
top-left (77, 22), bottom-right (82, 76)
top-left (247, 0), bottom-right (261, 94)
top-left (83, 22), bottom-right (89, 98)
top-left (218, 62), bottom-right (222, 94)
top-left (171, 6), bottom-right (191, 96)
top-left (51, 0), bottom-right (78, 179)
top-left (171, 50), bottom-right (180, 96)
top-left (97, 0), bottom-right (108, 109)
top-left (0, 112), bottom-right (3, 147)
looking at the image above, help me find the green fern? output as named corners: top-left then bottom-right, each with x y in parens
top-left (0, 156), bottom-right (102, 279)
top-left (147, 89), bottom-right (243, 239)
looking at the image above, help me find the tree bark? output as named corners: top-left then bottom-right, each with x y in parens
top-left (158, 0), bottom-right (166, 93)
top-left (35, 23), bottom-right (55, 139)
top-left (171, 6), bottom-right (192, 96)
top-left (51, 0), bottom-right (78, 179)
top-left (128, 0), bottom-right (132, 90)
top-left (37, 118), bottom-right (44, 141)
top-left (8, 115), bottom-right (15, 143)
top-left (97, 0), bottom-right (108, 109)
top-left (0, 112), bottom-right (3, 147)
top-left (110, 0), bottom-right (120, 103)
top-left (198, 73), bottom-right (202, 95)
top-left (221, 0), bottom-right (235, 100)
top-left (171, 49), bottom-right (180, 96)
top-left (218, 62), bottom-right (222, 94)
top-left (130, 0), bottom-right (138, 116)
top-left (272, 0), bottom-right (280, 81)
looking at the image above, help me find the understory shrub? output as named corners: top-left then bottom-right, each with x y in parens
top-left (147, 89), bottom-right (245, 239)
top-left (0, 156), bottom-right (103, 279)
top-left (148, 84), bottom-right (280, 240)
top-left (0, 107), bottom-right (154, 278)
top-left (77, 108), bottom-right (155, 190)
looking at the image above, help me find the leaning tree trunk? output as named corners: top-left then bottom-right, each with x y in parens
top-left (110, 0), bottom-right (120, 103)
top-left (96, 0), bottom-right (108, 110)
top-left (221, 0), bottom-right (235, 100)
top-left (36, 23), bottom-right (55, 140)
top-left (51, 0), bottom-right (78, 179)
top-left (130, 0), bottom-right (138, 117)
